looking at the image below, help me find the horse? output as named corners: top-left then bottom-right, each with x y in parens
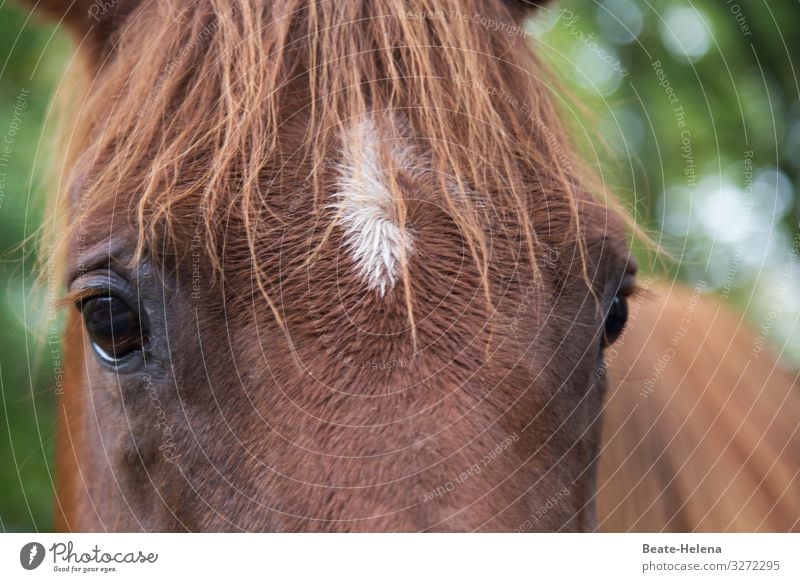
top-left (25, 0), bottom-right (799, 531)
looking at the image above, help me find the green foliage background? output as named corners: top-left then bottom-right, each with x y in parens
top-left (1, 0), bottom-right (798, 531)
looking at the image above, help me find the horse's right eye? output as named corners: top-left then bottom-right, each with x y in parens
top-left (602, 294), bottom-right (629, 347)
top-left (80, 296), bottom-right (145, 362)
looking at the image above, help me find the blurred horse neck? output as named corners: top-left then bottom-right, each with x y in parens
top-left (600, 282), bottom-right (800, 532)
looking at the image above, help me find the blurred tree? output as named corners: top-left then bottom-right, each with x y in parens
top-left (0, 4), bottom-right (70, 531)
top-left (536, 0), bottom-right (800, 359)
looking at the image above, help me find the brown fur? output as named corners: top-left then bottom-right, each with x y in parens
top-left (599, 283), bottom-right (800, 532)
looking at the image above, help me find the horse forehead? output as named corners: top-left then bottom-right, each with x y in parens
top-left (331, 117), bottom-right (418, 297)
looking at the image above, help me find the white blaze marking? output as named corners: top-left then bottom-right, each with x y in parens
top-left (332, 118), bottom-right (414, 296)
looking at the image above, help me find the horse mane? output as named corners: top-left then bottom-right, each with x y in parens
top-left (56, 0), bottom-right (623, 347)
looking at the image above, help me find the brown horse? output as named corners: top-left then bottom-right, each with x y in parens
top-left (26, 0), bottom-right (799, 531)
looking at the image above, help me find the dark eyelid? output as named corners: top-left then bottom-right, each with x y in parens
top-left (57, 287), bottom-right (105, 311)
top-left (65, 238), bottom-right (130, 285)
top-left (67, 259), bottom-right (126, 287)
top-left (64, 270), bottom-right (141, 315)
top-left (618, 273), bottom-right (637, 296)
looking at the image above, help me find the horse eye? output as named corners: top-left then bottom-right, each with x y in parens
top-left (602, 294), bottom-right (628, 347)
top-left (80, 296), bottom-right (144, 362)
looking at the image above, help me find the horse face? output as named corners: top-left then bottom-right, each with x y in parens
top-left (63, 184), bottom-right (634, 533)
top-left (48, 0), bottom-right (635, 531)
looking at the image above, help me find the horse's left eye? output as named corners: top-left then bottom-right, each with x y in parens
top-left (80, 296), bottom-right (145, 362)
top-left (602, 294), bottom-right (628, 347)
